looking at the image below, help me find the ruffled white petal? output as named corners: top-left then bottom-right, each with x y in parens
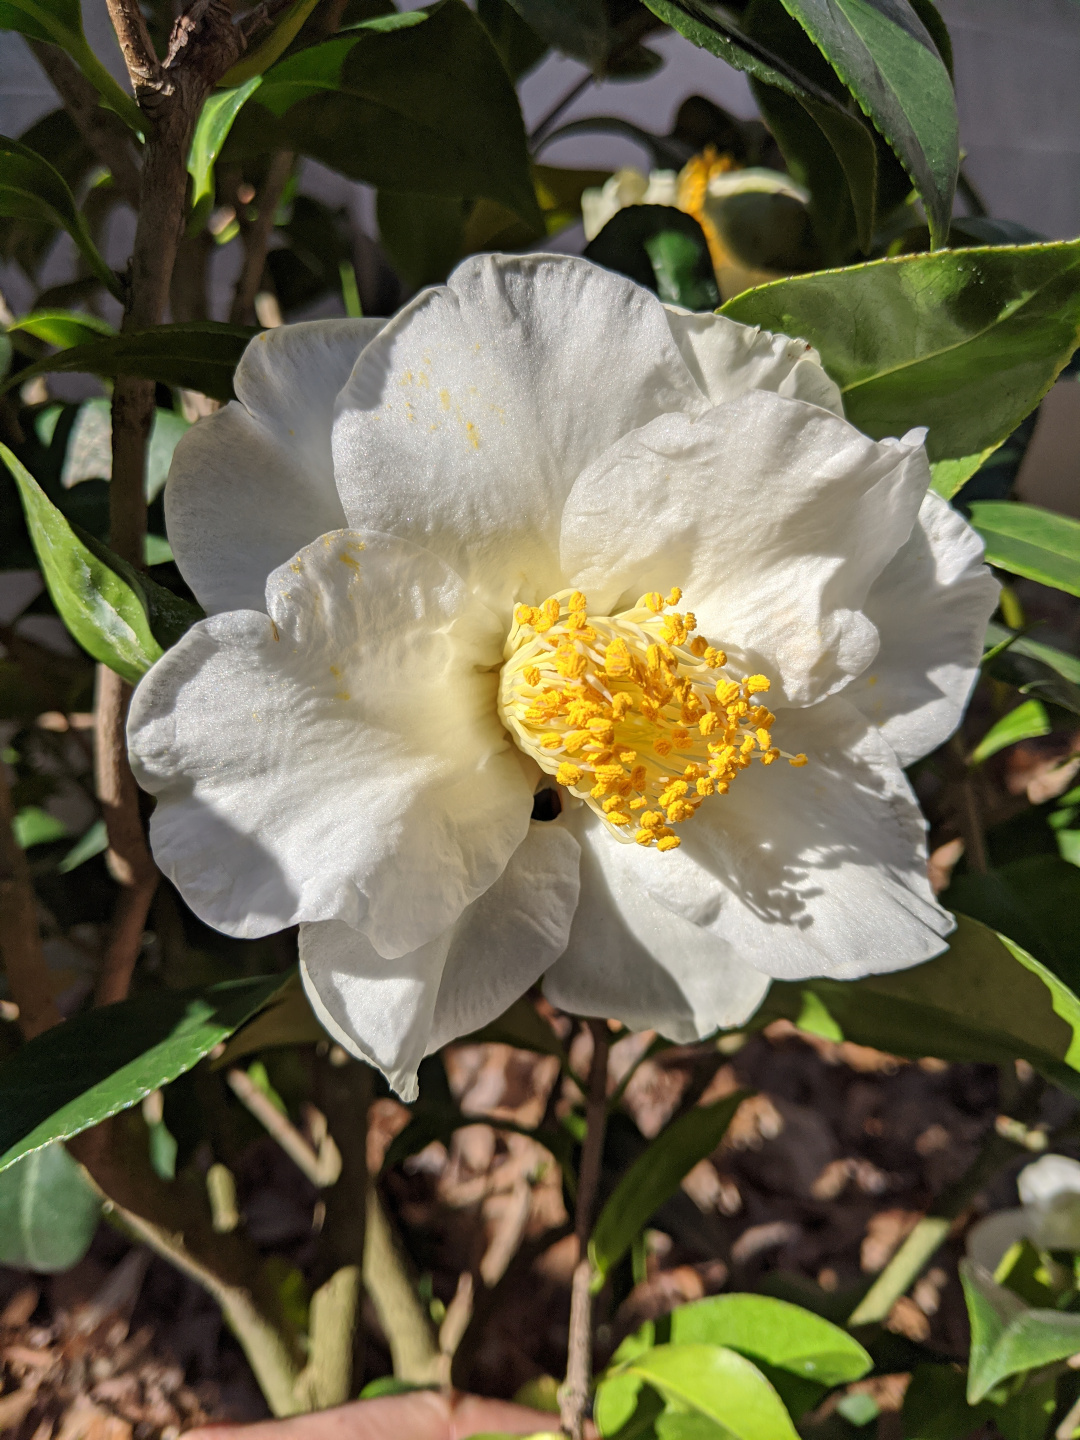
top-left (128, 529), bottom-right (531, 955)
top-left (542, 806), bottom-right (770, 1041)
top-left (673, 695), bottom-right (953, 980)
top-left (331, 254), bottom-right (707, 616)
top-left (300, 822), bottom-right (581, 1100)
top-left (844, 490), bottom-right (999, 766)
top-left (166, 319), bottom-right (382, 614)
top-left (560, 391), bottom-right (931, 705)
top-left (664, 307), bottom-right (844, 416)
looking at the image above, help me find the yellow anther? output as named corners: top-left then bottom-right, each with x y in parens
top-left (497, 585), bottom-right (799, 848)
top-left (534, 597), bottom-right (561, 633)
top-left (605, 637), bottom-right (633, 676)
top-left (789, 753), bottom-right (808, 767)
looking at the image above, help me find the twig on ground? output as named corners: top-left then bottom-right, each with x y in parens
top-left (227, 1067), bottom-right (343, 1187)
top-left (363, 1185), bottom-right (443, 1385)
top-left (559, 1019), bottom-right (611, 1440)
top-left (294, 1266), bottom-right (363, 1411)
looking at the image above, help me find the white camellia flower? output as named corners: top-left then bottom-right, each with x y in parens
top-left (128, 254), bottom-right (999, 1099)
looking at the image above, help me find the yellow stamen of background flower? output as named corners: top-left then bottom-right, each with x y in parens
top-left (498, 587), bottom-right (804, 850)
top-left (676, 145), bottom-right (738, 276)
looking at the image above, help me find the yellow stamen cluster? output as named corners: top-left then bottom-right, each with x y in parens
top-left (498, 588), bottom-right (807, 850)
top-left (676, 145), bottom-right (738, 277)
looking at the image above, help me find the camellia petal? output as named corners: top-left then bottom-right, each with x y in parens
top-left (300, 822), bottom-right (581, 1100)
top-left (331, 253), bottom-right (707, 615)
top-left (845, 490), bottom-right (999, 766)
top-left (166, 319), bottom-right (382, 614)
top-left (543, 806), bottom-right (770, 1041)
top-left (664, 306), bottom-right (844, 417)
top-left (560, 392), bottom-right (930, 705)
top-left (128, 529), bottom-right (532, 955)
top-left (674, 695), bottom-right (953, 981)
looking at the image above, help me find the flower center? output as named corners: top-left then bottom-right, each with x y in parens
top-left (498, 588), bottom-right (807, 850)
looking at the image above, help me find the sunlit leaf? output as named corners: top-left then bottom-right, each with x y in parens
top-left (0, 1143), bottom-right (101, 1272)
top-left (969, 501), bottom-right (1080, 598)
top-left (969, 699), bottom-right (1052, 765)
top-left (187, 77), bottom-right (263, 231)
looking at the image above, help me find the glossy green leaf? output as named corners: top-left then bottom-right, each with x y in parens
top-left (0, 1143), bottom-right (101, 1272)
top-left (584, 206), bottom-right (718, 309)
top-left (722, 243), bottom-right (1080, 482)
top-left (376, 190), bottom-right (466, 288)
top-left (969, 699), bottom-right (1052, 765)
top-left (187, 77), bottom-right (263, 227)
top-left (255, 0), bottom-right (540, 226)
top-left (618, 1345), bottom-right (799, 1440)
top-left (662, 1294), bottom-right (872, 1386)
top-left (943, 856), bottom-right (1080, 984)
top-left (962, 1260), bottom-right (1080, 1403)
top-left (8, 309), bottom-right (116, 348)
top-left (985, 622), bottom-right (1080, 688)
top-left (13, 805), bottom-right (67, 848)
top-left (0, 136), bottom-right (123, 300)
top-left (0, 974), bottom-right (289, 1173)
top-left (756, 914), bottom-right (1080, 1098)
top-left (0, 0), bottom-right (142, 133)
top-left (219, 0), bottom-right (321, 85)
top-left (969, 501), bottom-right (1080, 598)
top-left (3, 322), bottom-right (258, 401)
top-left (590, 1092), bottom-right (745, 1282)
top-left (58, 817), bottom-right (107, 874)
top-left (777, 0), bottom-right (957, 246)
top-left (5, 443), bottom-right (163, 683)
top-left (213, 971), bottom-right (325, 1066)
top-left (477, 0), bottom-right (548, 78)
top-left (72, 524), bottom-right (204, 651)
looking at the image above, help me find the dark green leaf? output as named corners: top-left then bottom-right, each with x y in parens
top-left (477, 0), bottom-right (548, 77)
top-left (461, 995), bottom-right (566, 1059)
top-left (376, 190), bottom-right (465, 288)
top-left (901, 1363), bottom-right (992, 1440)
top-left (943, 856), bottom-right (1080, 986)
top-left (0, 1143), bottom-right (101, 1271)
top-left (0, 974), bottom-right (290, 1173)
top-left (755, 914), bottom-right (1080, 1098)
top-left (961, 1260), bottom-right (1080, 1403)
top-left (0, 1), bottom-right (142, 133)
top-left (71, 522), bottom-right (204, 651)
top-left (777, 0), bottom-right (957, 245)
top-left (255, 0), bottom-right (540, 226)
top-left (585, 206), bottom-right (718, 309)
top-left (590, 1091), bottom-right (746, 1282)
top-left (0, 135), bottom-right (123, 300)
top-left (213, 970), bottom-right (325, 1066)
top-left (969, 501), bottom-right (1080, 598)
top-left (722, 242), bottom-right (1080, 493)
top-left (3, 321), bottom-right (258, 401)
top-left (613, 1345), bottom-right (799, 1440)
top-left (8, 309), bottom-right (116, 348)
top-left (4, 444), bottom-right (163, 683)
top-left (985, 623), bottom-right (1080, 688)
top-left (969, 699), bottom-right (1051, 765)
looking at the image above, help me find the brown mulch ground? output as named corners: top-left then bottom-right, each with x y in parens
top-left (2, 1023), bottom-right (1071, 1438)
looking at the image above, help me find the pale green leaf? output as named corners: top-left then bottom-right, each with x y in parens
top-left (969, 501), bottom-right (1080, 598)
top-left (0, 1143), bottom-right (100, 1272)
top-left (969, 699), bottom-right (1052, 765)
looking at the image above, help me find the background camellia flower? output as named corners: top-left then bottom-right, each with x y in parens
top-left (127, 253), bottom-right (999, 1100)
top-left (581, 147), bottom-right (810, 300)
top-left (966, 1153), bottom-right (1080, 1272)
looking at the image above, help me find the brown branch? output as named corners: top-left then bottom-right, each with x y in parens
top-left (93, 666), bottom-right (158, 1007)
top-left (0, 758), bottom-right (62, 1040)
top-left (28, 42), bottom-right (142, 209)
top-left (230, 149), bottom-right (294, 325)
top-left (559, 1020), bottom-right (611, 1440)
top-left (104, 0), bottom-right (166, 96)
